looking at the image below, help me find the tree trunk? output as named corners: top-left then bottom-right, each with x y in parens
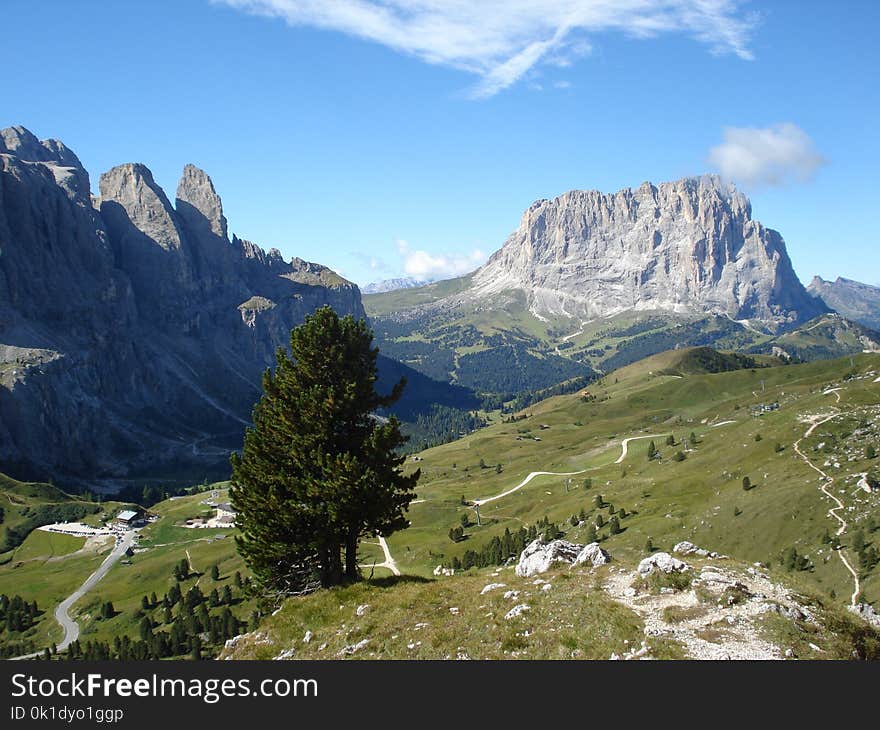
top-left (344, 533), bottom-right (359, 580)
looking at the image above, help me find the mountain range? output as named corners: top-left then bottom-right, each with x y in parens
top-left (3, 125), bottom-right (878, 486)
top-left (362, 277), bottom-right (429, 294)
top-left (808, 276), bottom-right (880, 331)
top-left (0, 126), bottom-right (364, 486)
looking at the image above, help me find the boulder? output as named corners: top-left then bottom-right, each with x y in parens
top-left (573, 542), bottom-right (611, 567)
top-left (637, 552), bottom-right (690, 577)
top-left (504, 604), bottom-right (530, 620)
top-left (480, 583), bottom-right (507, 595)
top-left (849, 602), bottom-right (880, 628)
top-left (515, 539), bottom-right (583, 577)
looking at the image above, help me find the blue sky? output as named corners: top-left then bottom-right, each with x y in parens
top-left (4, 1), bottom-right (878, 287)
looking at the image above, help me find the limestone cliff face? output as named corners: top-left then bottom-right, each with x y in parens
top-left (471, 176), bottom-right (825, 330)
top-left (0, 126), bottom-right (364, 486)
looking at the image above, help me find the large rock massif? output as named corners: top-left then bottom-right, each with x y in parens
top-left (807, 276), bottom-right (880, 332)
top-left (471, 176), bottom-right (825, 330)
top-left (0, 126), bottom-right (363, 486)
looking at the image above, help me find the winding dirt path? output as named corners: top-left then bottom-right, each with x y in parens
top-left (792, 394), bottom-right (861, 606)
top-left (361, 536), bottom-right (401, 577)
top-left (614, 434), bottom-right (669, 464)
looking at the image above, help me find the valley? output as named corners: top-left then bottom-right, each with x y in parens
top-left (4, 347), bottom-right (878, 661)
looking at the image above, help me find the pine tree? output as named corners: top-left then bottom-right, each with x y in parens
top-left (666, 434), bottom-right (675, 447)
top-left (852, 529), bottom-right (866, 554)
top-left (644, 537), bottom-right (654, 553)
top-left (648, 441), bottom-right (657, 460)
top-left (867, 445), bottom-right (877, 460)
top-left (608, 517), bottom-right (620, 535)
top-left (230, 306), bottom-right (419, 593)
top-left (210, 564), bottom-right (220, 581)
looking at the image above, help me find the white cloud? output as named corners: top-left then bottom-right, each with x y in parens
top-left (216, 1), bottom-right (757, 97)
top-left (707, 123), bottom-right (827, 187)
top-left (396, 239), bottom-right (486, 279)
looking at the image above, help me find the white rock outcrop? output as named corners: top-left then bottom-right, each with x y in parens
top-left (673, 541), bottom-right (722, 558)
top-left (515, 539), bottom-right (583, 577)
top-left (505, 604), bottom-right (530, 620)
top-left (480, 583), bottom-right (507, 595)
top-left (573, 542), bottom-right (611, 567)
top-left (637, 552), bottom-right (690, 576)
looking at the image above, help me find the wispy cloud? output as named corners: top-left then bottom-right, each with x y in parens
top-left (708, 123), bottom-right (827, 187)
top-left (396, 239), bottom-right (485, 279)
top-left (215, 1), bottom-right (758, 97)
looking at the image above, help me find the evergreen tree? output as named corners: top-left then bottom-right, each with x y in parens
top-left (210, 564), bottom-right (220, 581)
top-left (867, 445), bottom-right (877, 460)
top-left (644, 537), bottom-right (654, 553)
top-left (742, 476), bottom-right (752, 490)
top-left (230, 306), bottom-right (419, 593)
top-left (608, 517), bottom-right (620, 535)
top-left (666, 434), bottom-right (675, 446)
top-left (648, 441), bottom-right (657, 460)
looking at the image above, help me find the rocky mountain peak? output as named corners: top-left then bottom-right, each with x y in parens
top-left (1, 125), bottom-right (91, 199)
top-left (175, 163), bottom-right (228, 241)
top-left (0, 125), bottom-right (365, 485)
top-left (99, 163), bottom-right (186, 253)
top-left (470, 174), bottom-right (821, 331)
top-left (1, 125), bottom-right (81, 167)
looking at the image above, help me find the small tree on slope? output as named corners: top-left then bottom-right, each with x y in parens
top-left (230, 306), bottom-right (419, 594)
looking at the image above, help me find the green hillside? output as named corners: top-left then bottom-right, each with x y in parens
top-left (381, 352), bottom-right (880, 602)
top-left (365, 277), bottom-right (879, 405)
top-left (221, 349), bottom-right (880, 660)
top-left (5, 349), bottom-right (879, 660)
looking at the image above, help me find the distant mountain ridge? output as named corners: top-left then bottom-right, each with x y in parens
top-left (807, 276), bottom-right (880, 331)
top-left (362, 277), bottom-right (429, 294)
top-left (0, 125), bottom-right (365, 486)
